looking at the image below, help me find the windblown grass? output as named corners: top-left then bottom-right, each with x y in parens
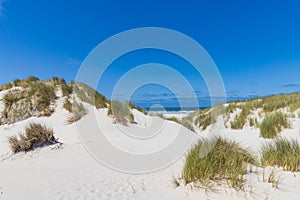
top-left (181, 116), bottom-right (195, 132)
top-left (67, 101), bottom-right (88, 123)
top-left (8, 123), bottom-right (58, 153)
top-left (126, 101), bottom-right (147, 115)
top-left (108, 100), bottom-right (133, 125)
top-left (261, 138), bottom-right (300, 172)
top-left (63, 98), bottom-right (72, 112)
top-left (230, 108), bottom-right (250, 129)
top-left (259, 112), bottom-right (290, 138)
top-left (0, 82), bottom-right (13, 91)
top-left (182, 137), bottom-right (257, 189)
top-left (1, 81), bottom-right (57, 124)
top-left (156, 113), bottom-right (181, 124)
top-left (195, 111), bottom-right (216, 131)
top-left (155, 113), bottom-right (196, 131)
top-left (73, 82), bottom-right (109, 109)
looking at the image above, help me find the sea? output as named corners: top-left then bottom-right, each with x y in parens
top-left (145, 106), bottom-right (209, 115)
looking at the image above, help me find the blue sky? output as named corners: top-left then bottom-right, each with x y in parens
top-left (0, 0), bottom-right (300, 107)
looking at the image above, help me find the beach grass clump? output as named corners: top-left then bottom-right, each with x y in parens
top-left (28, 81), bottom-right (56, 112)
top-left (63, 98), bottom-right (72, 112)
top-left (182, 137), bottom-right (257, 189)
top-left (259, 112), bottom-right (290, 138)
top-left (126, 101), bottom-right (147, 115)
top-left (230, 108), bottom-right (250, 130)
top-left (0, 82), bottom-right (13, 91)
top-left (164, 116), bottom-right (181, 124)
top-left (61, 80), bottom-right (73, 97)
top-left (19, 76), bottom-right (40, 88)
top-left (181, 116), bottom-right (195, 132)
top-left (108, 100), bottom-right (133, 125)
top-left (156, 113), bottom-right (185, 126)
top-left (261, 138), bottom-right (300, 172)
top-left (8, 123), bottom-right (58, 153)
top-left (73, 82), bottom-right (109, 109)
top-left (1, 81), bottom-right (57, 124)
top-left (261, 93), bottom-right (300, 112)
top-left (67, 100), bottom-right (88, 123)
top-left (195, 111), bottom-right (216, 131)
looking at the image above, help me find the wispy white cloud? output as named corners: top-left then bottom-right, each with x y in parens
top-left (66, 58), bottom-right (82, 67)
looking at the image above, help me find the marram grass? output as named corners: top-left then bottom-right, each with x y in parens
top-left (259, 112), bottom-right (290, 138)
top-left (182, 137), bottom-right (257, 189)
top-left (8, 123), bottom-right (57, 153)
top-left (261, 138), bottom-right (300, 172)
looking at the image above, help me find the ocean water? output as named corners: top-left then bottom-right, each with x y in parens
top-left (145, 107), bottom-right (208, 112)
top-left (145, 107), bottom-right (208, 115)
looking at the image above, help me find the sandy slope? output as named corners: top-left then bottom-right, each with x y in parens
top-left (1, 95), bottom-right (300, 199)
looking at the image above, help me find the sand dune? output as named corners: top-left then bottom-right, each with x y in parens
top-left (1, 87), bottom-right (300, 199)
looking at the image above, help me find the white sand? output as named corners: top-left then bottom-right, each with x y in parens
top-left (1, 95), bottom-right (300, 199)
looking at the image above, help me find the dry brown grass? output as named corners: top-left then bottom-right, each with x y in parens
top-left (8, 123), bottom-right (58, 153)
top-left (66, 101), bottom-right (88, 123)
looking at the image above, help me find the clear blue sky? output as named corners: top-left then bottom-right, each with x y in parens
top-left (0, 0), bottom-right (300, 107)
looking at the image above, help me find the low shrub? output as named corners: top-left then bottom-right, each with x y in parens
top-left (261, 138), bottom-right (300, 172)
top-left (8, 123), bottom-right (58, 153)
top-left (182, 137), bottom-right (257, 189)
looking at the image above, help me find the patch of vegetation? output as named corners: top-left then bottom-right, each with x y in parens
top-left (19, 76), bottom-right (40, 88)
top-left (8, 123), bottom-right (58, 153)
top-left (1, 81), bottom-right (57, 124)
top-left (259, 112), bottom-right (290, 138)
top-left (127, 101), bottom-right (147, 115)
top-left (108, 100), bottom-right (133, 125)
top-left (195, 111), bottom-right (216, 131)
top-left (249, 118), bottom-right (256, 127)
top-left (49, 77), bottom-right (72, 97)
top-left (0, 82), bottom-right (13, 91)
top-left (182, 137), bottom-right (257, 189)
top-left (230, 108), bottom-right (250, 130)
top-left (262, 168), bottom-right (280, 189)
top-left (261, 138), bottom-right (300, 172)
top-left (63, 98), bottom-right (72, 112)
top-left (73, 82), bottom-right (109, 109)
top-left (156, 113), bottom-right (181, 124)
top-left (67, 101), bottom-right (88, 123)
top-left (181, 116), bottom-right (195, 132)
top-left (61, 81), bottom-right (73, 97)
top-left (29, 81), bottom-right (56, 112)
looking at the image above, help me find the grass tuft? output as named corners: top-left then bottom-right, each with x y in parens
top-left (63, 98), bottom-right (72, 113)
top-left (259, 112), bottom-right (290, 138)
top-left (8, 123), bottom-right (58, 153)
top-left (73, 82), bottom-right (109, 109)
top-left (261, 138), bottom-right (300, 172)
top-left (126, 101), bottom-right (147, 115)
top-left (108, 100), bottom-right (132, 125)
top-left (67, 101), bottom-right (88, 123)
top-left (182, 137), bottom-right (257, 190)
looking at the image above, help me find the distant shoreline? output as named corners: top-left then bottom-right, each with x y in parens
top-left (144, 107), bottom-right (208, 112)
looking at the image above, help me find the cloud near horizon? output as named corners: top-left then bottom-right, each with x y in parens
top-left (282, 83), bottom-right (300, 88)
